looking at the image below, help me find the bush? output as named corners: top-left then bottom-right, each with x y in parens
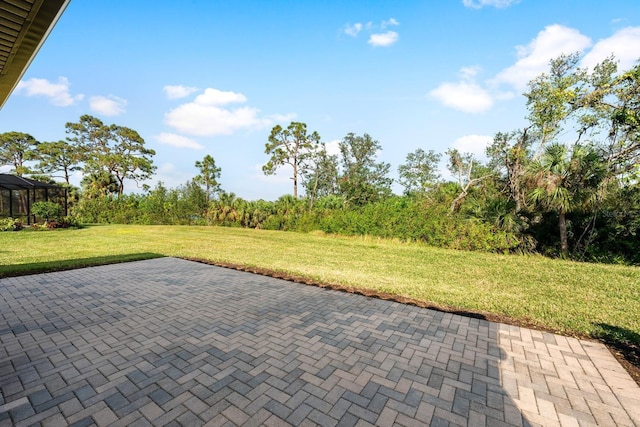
top-left (0, 217), bottom-right (22, 231)
top-left (40, 216), bottom-right (79, 229)
top-left (60, 216), bottom-right (80, 228)
top-left (310, 198), bottom-right (523, 253)
top-left (31, 201), bottom-right (64, 222)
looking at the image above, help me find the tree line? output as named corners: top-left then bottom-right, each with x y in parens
top-left (1, 53), bottom-right (639, 263)
top-left (0, 115), bottom-right (156, 196)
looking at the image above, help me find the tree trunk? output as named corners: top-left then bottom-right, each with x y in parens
top-left (293, 163), bottom-right (298, 199)
top-left (309, 171), bottom-right (319, 209)
top-left (118, 179), bottom-right (124, 196)
top-left (450, 189), bottom-right (467, 213)
top-left (511, 128), bottom-right (529, 213)
top-left (509, 166), bottom-right (522, 213)
top-left (559, 211), bottom-right (568, 257)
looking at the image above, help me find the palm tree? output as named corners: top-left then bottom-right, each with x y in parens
top-left (528, 142), bottom-right (605, 257)
top-left (81, 171), bottom-right (119, 198)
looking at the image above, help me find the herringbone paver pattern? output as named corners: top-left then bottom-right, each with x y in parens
top-left (0, 258), bottom-right (638, 426)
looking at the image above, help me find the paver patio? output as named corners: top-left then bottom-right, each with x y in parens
top-left (0, 257), bottom-right (638, 426)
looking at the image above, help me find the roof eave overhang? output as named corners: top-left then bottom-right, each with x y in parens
top-left (0, 0), bottom-right (71, 109)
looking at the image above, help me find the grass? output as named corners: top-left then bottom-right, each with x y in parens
top-left (1, 224), bottom-right (639, 351)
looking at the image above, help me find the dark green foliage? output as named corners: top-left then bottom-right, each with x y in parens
top-left (313, 197), bottom-right (521, 252)
top-left (574, 185), bottom-right (640, 264)
top-left (31, 201), bottom-right (63, 222)
top-left (73, 180), bottom-right (210, 225)
top-left (303, 148), bottom-right (340, 204)
top-left (35, 140), bottom-right (83, 185)
top-left (527, 143), bottom-right (607, 256)
top-left (65, 115), bottom-right (156, 195)
top-left (73, 195), bottom-right (139, 224)
top-left (339, 133), bottom-right (393, 206)
top-left (0, 132), bottom-right (38, 176)
top-left (194, 155), bottom-right (221, 203)
top-left (486, 129), bottom-right (534, 213)
top-left (263, 122), bottom-right (321, 198)
top-left (81, 171), bottom-right (120, 198)
top-left (398, 148), bottom-right (441, 195)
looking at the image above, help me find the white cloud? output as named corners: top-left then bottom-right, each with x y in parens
top-left (15, 77), bottom-right (83, 106)
top-left (325, 140), bottom-right (341, 156)
top-left (431, 24), bottom-right (638, 116)
top-left (493, 25), bottom-right (592, 90)
top-left (89, 95), bottom-right (127, 116)
top-left (430, 81), bottom-right (494, 113)
top-left (166, 105), bottom-right (267, 137)
top-left (343, 18), bottom-right (399, 46)
top-left (368, 31), bottom-right (399, 47)
top-left (381, 18), bottom-right (399, 28)
top-left (163, 85), bottom-right (198, 99)
top-left (451, 134), bottom-right (493, 158)
top-left (344, 23), bottom-right (363, 37)
top-left (581, 27), bottom-right (640, 71)
top-left (194, 88), bottom-right (247, 106)
top-left (430, 66), bottom-right (495, 113)
top-left (164, 88), bottom-right (271, 137)
top-left (431, 25), bottom-right (591, 113)
top-left (462, 0), bottom-right (520, 9)
top-left (155, 133), bottom-right (203, 150)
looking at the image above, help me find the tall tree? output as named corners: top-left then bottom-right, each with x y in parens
top-left (528, 142), bottom-right (606, 257)
top-left (605, 63), bottom-right (640, 177)
top-left (263, 122), bottom-right (321, 198)
top-left (525, 53), bottom-right (587, 152)
top-left (339, 133), bottom-right (392, 206)
top-left (106, 125), bottom-right (156, 196)
top-left (178, 179), bottom-right (209, 222)
top-left (302, 145), bottom-right (340, 206)
top-left (398, 148), bottom-right (441, 196)
top-left (66, 115), bottom-right (156, 195)
top-left (522, 54), bottom-right (640, 259)
top-left (0, 132), bottom-right (38, 176)
top-left (524, 54), bottom-right (640, 180)
top-left (65, 114), bottom-right (110, 156)
top-left (194, 154), bottom-right (222, 203)
top-left (35, 140), bottom-right (83, 185)
top-left (486, 129), bottom-right (534, 213)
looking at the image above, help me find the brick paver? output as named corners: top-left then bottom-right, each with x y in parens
top-left (0, 257), bottom-right (638, 426)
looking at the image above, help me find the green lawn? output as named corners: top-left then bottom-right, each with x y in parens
top-left (1, 224), bottom-right (639, 351)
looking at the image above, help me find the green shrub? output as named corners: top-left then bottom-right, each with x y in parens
top-left (31, 201), bottom-right (64, 222)
top-left (0, 217), bottom-right (22, 231)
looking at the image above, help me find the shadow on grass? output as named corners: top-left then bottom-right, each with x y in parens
top-left (0, 253), bottom-right (164, 279)
top-left (593, 323), bottom-right (640, 359)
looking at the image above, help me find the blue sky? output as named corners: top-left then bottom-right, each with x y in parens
top-left (2, 0), bottom-right (639, 200)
